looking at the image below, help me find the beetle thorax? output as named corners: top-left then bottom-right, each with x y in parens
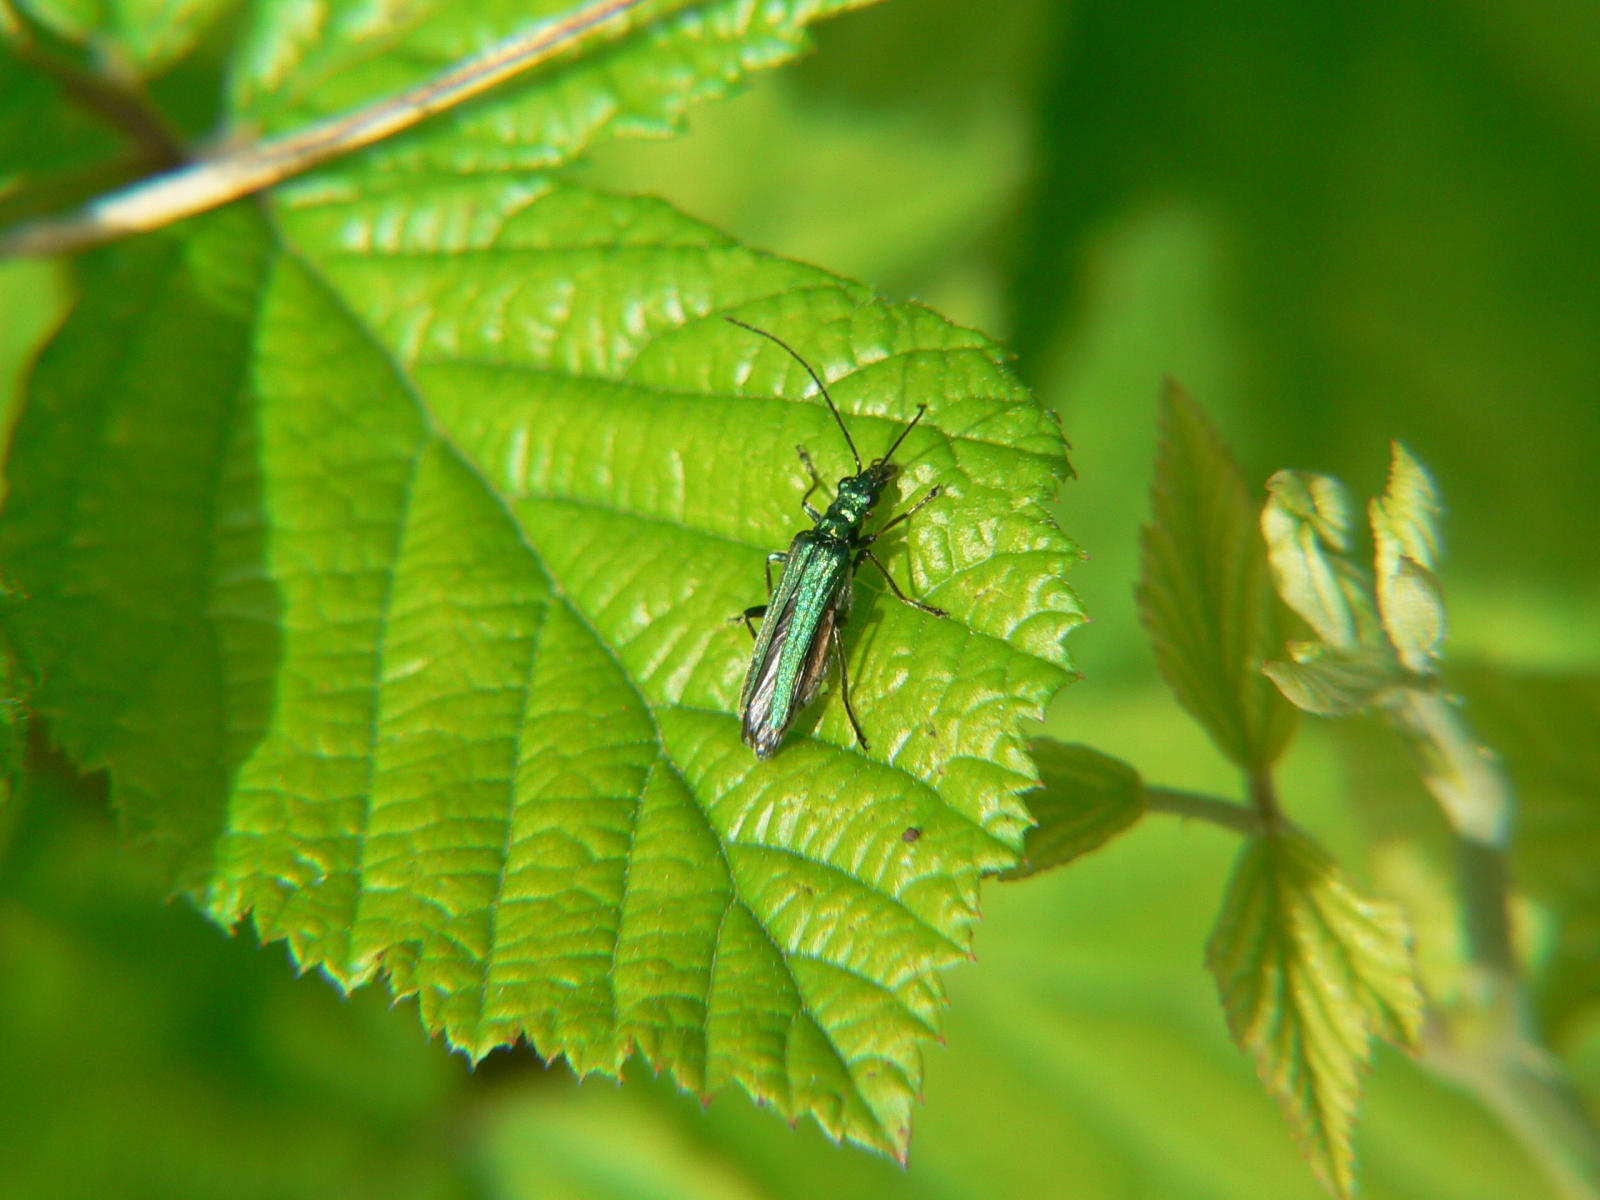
top-left (821, 467), bottom-right (890, 535)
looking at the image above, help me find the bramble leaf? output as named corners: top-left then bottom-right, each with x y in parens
top-left (1000, 740), bottom-right (1145, 880)
top-left (228, 0), bottom-right (872, 173)
top-left (1261, 650), bottom-right (1403, 718)
top-left (1138, 381), bottom-right (1297, 768)
top-left (1207, 832), bottom-right (1423, 1199)
top-left (1, 175), bottom-right (1080, 1161)
top-left (1370, 443), bottom-right (1445, 675)
top-left (1262, 441), bottom-right (1448, 698)
top-left (1261, 469), bottom-right (1378, 654)
top-left (0, 0), bottom-right (1086, 1159)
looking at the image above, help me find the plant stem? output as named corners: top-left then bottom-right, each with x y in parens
top-left (1424, 1023), bottom-right (1600, 1200)
top-left (1389, 689), bottom-right (1600, 1200)
top-left (1246, 767), bottom-right (1282, 829)
top-left (1144, 787), bottom-right (1266, 837)
top-left (1391, 689), bottom-right (1513, 848)
top-left (0, 0), bottom-right (654, 258)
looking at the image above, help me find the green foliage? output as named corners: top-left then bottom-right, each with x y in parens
top-left (1247, 441), bottom-right (1600, 1196)
top-left (6, 762), bottom-right (1563, 1200)
top-left (1207, 831), bottom-right (1424, 1200)
top-left (3, 203), bottom-right (1078, 1157)
top-left (1260, 651), bottom-right (1401, 719)
top-left (4, 0), bottom-right (1599, 1195)
top-left (1261, 444), bottom-right (1517, 846)
top-left (1001, 740), bottom-right (1145, 880)
top-left (0, 0), bottom-right (1084, 1155)
top-left (474, 802), bottom-right (1558, 1200)
top-left (1260, 470), bottom-right (1378, 655)
top-left (1261, 444), bottom-right (1448, 716)
top-left (229, 0), bottom-right (868, 168)
top-left (1370, 444), bottom-right (1446, 676)
top-left (1132, 386), bottom-right (1432, 1196)
top-left (1138, 380), bottom-right (1298, 769)
top-left (11, 0), bottom-right (234, 72)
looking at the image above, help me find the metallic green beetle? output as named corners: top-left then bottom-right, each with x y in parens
top-left (728, 317), bottom-right (945, 759)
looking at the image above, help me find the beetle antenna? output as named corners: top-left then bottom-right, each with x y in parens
top-left (876, 404), bottom-right (927, 465)
top-left (725, 316), bottom-right (862, 472)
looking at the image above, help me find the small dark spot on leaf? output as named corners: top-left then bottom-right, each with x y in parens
top-left (902, 826), bottom-right (922, 843)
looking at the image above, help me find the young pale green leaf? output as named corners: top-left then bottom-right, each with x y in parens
top-left (1262, 649), bottom-right (1404, 717)
top-left (0, 168), bottom-right (1081, 1158)
top-left (1261, 469), bottom-right (1379, 653)
top-left (1370, 443), bottom-right (1445, 675)
top-left (1000, 741), bottom-right (1145, 880)
top-left (1207, 832), bottom-right (1424, 1200)
top-left (1138, 381), bottom-right (1297, 770)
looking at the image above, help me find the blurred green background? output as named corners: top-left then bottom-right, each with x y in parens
top-left (3, 0), bottom-right (1598, 1196)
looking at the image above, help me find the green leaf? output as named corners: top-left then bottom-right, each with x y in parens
top-left (1261, 649), bottom-right (1404, 718)
top-left (1261, 469), bottom-right (1380, 653)
top-left (1262, 446), bottom-right (1446, 690)
top-left (1138, 380), bottom-right (1297, 769)
top-left (0, 259), bottom-right (72, 507)
top-left (1, 216), bottom-right (266, 875)
top-left (1000, 740), bottom-right (1145, 880)
top-left (0, 167), bottom-right (1080, 1157)
top-left (1207, 831), bottom-right (1424, 1200)
top-left (2, 0), bottom-right (1082, 1157)
top-left (228, 0), bottom-right (873, 171)
top-left (1370, 442), bottom-right (1445, 675)
top-left (475, 786), bottom-right (1567, 1200)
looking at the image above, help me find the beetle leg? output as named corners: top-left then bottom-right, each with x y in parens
top-left (764, 550), bottom-right (787, 593)
top-left (860, 484), bottom-right (942, 546)
top-left (730, 551), bottom-right (789, 633)
top-left (831, 620), bottom-right (870, 752)
top-left (795, 445), bottom-right (826, 520)
top-left (858, 547), bottom-right (947, 618)
top-left (735, 604), bottom-right (767, 637)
